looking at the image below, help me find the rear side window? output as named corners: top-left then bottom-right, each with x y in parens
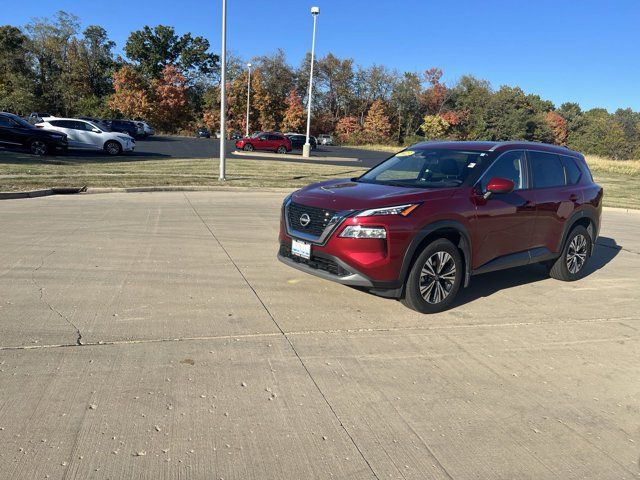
top-left (561, 156), bottom-right (582, 185)
top-left (529, 151), bottom-right (565, 188)
top-left (0, 116), bottom-right (17, 128)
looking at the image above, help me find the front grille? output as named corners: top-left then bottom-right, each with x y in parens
top-left (279, 244), bottom-right (351, 277)
top-left (286, 202), bottom-right (337, 237)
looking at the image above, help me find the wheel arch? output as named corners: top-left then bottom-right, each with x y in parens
top-left (399, 220), bottom-right (472, 291)
top-left (558, 209), bottom-right (598, 255)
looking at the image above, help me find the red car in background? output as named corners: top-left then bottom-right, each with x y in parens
top-left (236, 132), bottom-right (292, 154)
top-left (278, 141), bottom-right (603, 313)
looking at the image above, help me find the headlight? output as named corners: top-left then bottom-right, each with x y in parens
top-left (339, 225), bottom-right (386, 239)
top-left (355, 203), bottom-right (420, 217)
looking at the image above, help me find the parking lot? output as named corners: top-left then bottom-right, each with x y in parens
top-left (4, 136), bottom-right (391, 168)
top-left (1, 191), bottom-right (638, 479)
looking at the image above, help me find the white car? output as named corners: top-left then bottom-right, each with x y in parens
top-left (136, 121), bottom-right (154, 137)
top-left (36, 117), bottom-right (135, 155)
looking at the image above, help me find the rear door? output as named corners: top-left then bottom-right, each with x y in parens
top-left (472, 150), bottom-right (538, 267)
top-left (50, 120), bottom-right (83, 148)
top-left (527, 150), bottom-right (577, 253)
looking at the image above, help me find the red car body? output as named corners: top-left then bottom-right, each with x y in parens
top-left (236, 132), bottom-right (292, 153)
top-left (278, 141), bottom-right (603, 310)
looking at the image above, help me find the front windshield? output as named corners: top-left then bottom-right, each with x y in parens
top-left (357, 148), bottom-right (490, 188)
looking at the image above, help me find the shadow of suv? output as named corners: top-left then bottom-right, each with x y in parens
top-left (278, 141), bottom-right (603, 313)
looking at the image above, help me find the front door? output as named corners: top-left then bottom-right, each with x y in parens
top-left (471, 150), bottom-right (537, 268)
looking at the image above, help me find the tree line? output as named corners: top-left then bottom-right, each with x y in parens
top-left (1, 11), bottom-right (638, 159)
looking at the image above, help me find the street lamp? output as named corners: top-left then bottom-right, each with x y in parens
top-left (245, 63), bottom-right (252, 138)
top-left (302, 6), bottom-right (320, 158)
top-left (218, 0), bottom-right (227, 181)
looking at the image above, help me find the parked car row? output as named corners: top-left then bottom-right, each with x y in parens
top-left (0, 112), bottom-right (68, 155)
top-left (232, 131), bottom-right (327, 154)
top-left (28, 113), bottom-right (154, 139)
top-left (36, 117), bottom-right (135, 155)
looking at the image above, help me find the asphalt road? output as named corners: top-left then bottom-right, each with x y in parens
top-left (0, 136), bottom-right (391, 168)
top-left (1, 192), bottom-right (639, 479)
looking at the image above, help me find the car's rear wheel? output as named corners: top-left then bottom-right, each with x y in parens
top-left (277, 145), bottom-right (287, 154)
top-left (29, 139), bottom-right (48, 156)
top-left (548, 225), bottom-right (591, 281)
top-left (104, 140), bottom-right (122, 156)
top-left (243, 143), bottom-right (254, 151)
top-left (401, 238), bottom-right (463, 313)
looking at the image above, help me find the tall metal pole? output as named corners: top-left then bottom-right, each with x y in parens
top-left (245, 63), bottom-right (251, 138)
top-left (303, 7), bottom-right (320, 158)
top-left (218, 0), bottom-right (227, 181)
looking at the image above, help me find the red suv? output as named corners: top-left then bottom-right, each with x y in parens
top-left (278, 141), bottom-right (603, 313)
top-left (236, 132), bottom-right (292, 154)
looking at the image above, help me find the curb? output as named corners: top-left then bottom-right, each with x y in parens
top-left (0, 186), bottom-right (86, 200)
top-left (231, 150), bottom-right (360, 162)
top-left (85, 186), bottom-right (295, 195)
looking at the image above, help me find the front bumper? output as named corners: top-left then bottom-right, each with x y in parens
top-left (277, 249), bottom-right (373, 287)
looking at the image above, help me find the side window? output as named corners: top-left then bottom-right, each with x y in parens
top-left (561, 156), bottom-right (582, 185)
top-left (529, 151), bottom-right (565, 188)
top-left (480, 150), bottom-right (525, 191)
top-left (0, 116), bottom-right (17, 128)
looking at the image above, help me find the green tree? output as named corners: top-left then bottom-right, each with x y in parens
top-left (0, 26), bottom-right (35, 113)
top-left (124, 25), bottom-right (218, 80)
top-left (420, 114), bottom-right (449, 139)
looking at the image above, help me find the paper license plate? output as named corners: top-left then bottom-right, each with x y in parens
top-left (291, 239), bottom-right (311, 259)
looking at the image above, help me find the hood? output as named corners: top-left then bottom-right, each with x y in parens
top-left (292, 178), bottom-right (457, 211)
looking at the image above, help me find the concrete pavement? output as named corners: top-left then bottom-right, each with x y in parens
top-left (0, 192), bottom-right (639, 479)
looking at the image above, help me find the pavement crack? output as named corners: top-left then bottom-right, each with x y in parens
top-left (184, 193), bottom-right (381, 480)
top-left (31, 250), bottom-right (84, 346)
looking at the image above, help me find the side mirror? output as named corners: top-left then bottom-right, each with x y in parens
top-left (484, 177), bottom-right (515, 199)
top-left (92, 128), bottom-right (101, 133)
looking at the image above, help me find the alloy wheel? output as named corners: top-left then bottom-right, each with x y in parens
top-left (30, 140), bottom-right (47, 156)
top-left (419, 251), bottom-right (457, 304)
top-left (566, 234), bottom-right (588, 274)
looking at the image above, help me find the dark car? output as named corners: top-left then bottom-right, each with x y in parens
top-left (278, 141), bottom-right (603, 313)
top-left (196, 127), bottom-right (211, 138)
top-left (235, 132), bottom-right (292, 154)
top-left (109, 119), bottom-right (138, 138)
top-left (0, 112), bottom-right (68, 155)
top-left (285, 133), bottom-right (317, 150)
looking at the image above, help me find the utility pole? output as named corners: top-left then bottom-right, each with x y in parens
top-left (302, 6), bottom-right (320, 158)
top-left (219, 0), bottom-right (227, 180)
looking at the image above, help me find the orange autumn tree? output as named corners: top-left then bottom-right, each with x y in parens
top-left (363, 100), bottom-right (391, 143)
top-left (150, 65), bottom-right (189, 131)
top-left (281, 89), bottom-right (305, 132)
top-left (545, 111), bottom-right (568, 146)
top-left (335, 116), bottom-right (363, 144)
top-left (109, 65), bottom-right (152, 119)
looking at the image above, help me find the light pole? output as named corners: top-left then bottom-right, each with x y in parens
top-left (218, 0), bottom-right (227, 181)
top-left (245, 63), bottom-right (252, 138)
top-left (302, 6), bottom-right (320, 158)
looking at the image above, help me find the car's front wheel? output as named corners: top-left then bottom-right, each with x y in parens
top-left (548, 225), bottom-right (592, 281)
top-left (29, 139), bottom-right (48, 156)
top-left (401, 238), bottom-right (463, 313)
top-left (104, 140), bottom-right (122, 156)
top-left (243, 143), bottom-right (254, 151)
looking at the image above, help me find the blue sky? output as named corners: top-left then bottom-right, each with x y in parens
top-left (3, 0), bottom-right (639, 111)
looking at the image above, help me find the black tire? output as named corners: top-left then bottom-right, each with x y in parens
top-left (29, 139), bottom-right (48, 156)
top-left (104, 140), bottom-right (122, 156)
top-left (243, 143), bottom-right (254, 151)
top-left (548, 225), bottom-right (591, 281)
top-left (401, 238), bottom-right (463, 313)
top-left (277, 145), bottom-right (287, 154)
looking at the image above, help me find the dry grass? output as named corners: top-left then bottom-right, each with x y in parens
top-left (0, 152), bottom-right (367, 192)
top-left (1, 149), bottom-right (638, 208)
